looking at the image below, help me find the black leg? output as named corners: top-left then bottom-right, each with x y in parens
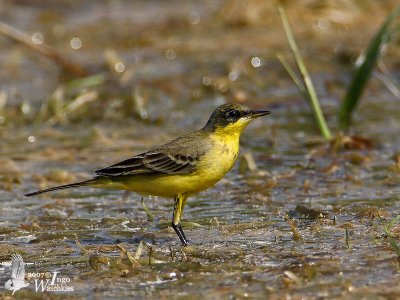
top-left (172, 222), bottom-right (189, 246)
top-left (177, 224), bottom-right (188, 241)
top-left (172, 195), bottom-right (190, 245)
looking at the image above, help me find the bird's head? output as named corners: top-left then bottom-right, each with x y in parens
top-left (203, 103), bottom-right (270, 135)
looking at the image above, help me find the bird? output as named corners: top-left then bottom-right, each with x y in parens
top-left (25, 103), bottom-right (270, 245)
top-left (3, 254), bottom-right (30, 295)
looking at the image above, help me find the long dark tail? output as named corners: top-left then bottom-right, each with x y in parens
top-left (25, 178), bottom-right (101, 197)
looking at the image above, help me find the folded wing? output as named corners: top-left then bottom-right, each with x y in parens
top-left (95, 151), bottom-right (198, 176)
top-left (95, 131), bottom-right (212, 177)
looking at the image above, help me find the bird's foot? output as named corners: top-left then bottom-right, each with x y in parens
top-left (172, 222), bottom-right (191, 246)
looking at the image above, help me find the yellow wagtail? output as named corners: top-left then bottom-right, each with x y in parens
top-left (26, 103), bottom-right (270, 245)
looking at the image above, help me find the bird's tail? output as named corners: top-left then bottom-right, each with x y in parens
top-left (25, 178), bottom-right (103, 197)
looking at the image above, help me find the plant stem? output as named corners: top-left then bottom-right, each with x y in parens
top-left (338, 6), bottom-right (400, 128)
top-left (279, 6), bottom-right (332, 140)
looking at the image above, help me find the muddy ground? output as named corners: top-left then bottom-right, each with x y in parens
top-left (1, 1), bottom-right (400, 299)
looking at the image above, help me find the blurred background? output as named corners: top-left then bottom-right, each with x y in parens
top-left (0, 0), bottom-right (398, 125)
top-left (0, 0), bottom-right (400, 298)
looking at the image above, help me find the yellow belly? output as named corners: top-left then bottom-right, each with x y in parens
top-left (109, 171), bottom-right (224, 197)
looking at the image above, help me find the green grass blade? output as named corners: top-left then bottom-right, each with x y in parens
top-left (277, 53), bottom-right (306, 94)
top-left (383, 216), bottom-right (400, 258)
top-left (141, 197), bottom-right (154, 222)
top-left (279, 6), bottom-right (332, 140)
top-left (387, 215), bottom-right (400, 231)
top-left (345, 228), bottom-right (351, 250)
top-left (65, 74), bottom-right (105, 94)
top-left (339, 6), bottom-right (400, 128)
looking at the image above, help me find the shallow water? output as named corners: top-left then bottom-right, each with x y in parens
top-left (1, 0), bottom-right (400, 299)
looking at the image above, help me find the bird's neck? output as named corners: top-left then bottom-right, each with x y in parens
top-left (205, 120), bottom-right (249, 139)
top-left (206, 125), bottom-right (243, 149)
top-left (212, 127), bottom-right (241, 141)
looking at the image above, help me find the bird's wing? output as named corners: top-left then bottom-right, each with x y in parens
top-left (95, 131), bottom-right (211, 177)
top-left (95, 152), bottom-right (197, 176)
top-left (1, 261), bottom-right (12, 267)
top-left (10, 254), bottom-right (25, 280)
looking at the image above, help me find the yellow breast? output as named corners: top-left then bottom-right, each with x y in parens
top-left (200, 129), bottom-right (240, 175)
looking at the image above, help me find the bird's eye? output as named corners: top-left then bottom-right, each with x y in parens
top-left (225, 110), bottom-right (239, 119)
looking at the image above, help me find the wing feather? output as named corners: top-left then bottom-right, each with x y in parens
top-left (95, 131), bottom-right (211, 177)
top-left (11, 254), bottom-right (25, 280)
top-left (96, 152), bottom-right (197, 176)
top-left (105, 156), bottom-right (145, 169)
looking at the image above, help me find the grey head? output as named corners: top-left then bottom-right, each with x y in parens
top-left (203, 103), bottom-right (270, 131)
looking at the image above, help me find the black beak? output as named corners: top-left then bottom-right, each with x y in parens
top-left (249, 110), bottom-right (271, 118)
